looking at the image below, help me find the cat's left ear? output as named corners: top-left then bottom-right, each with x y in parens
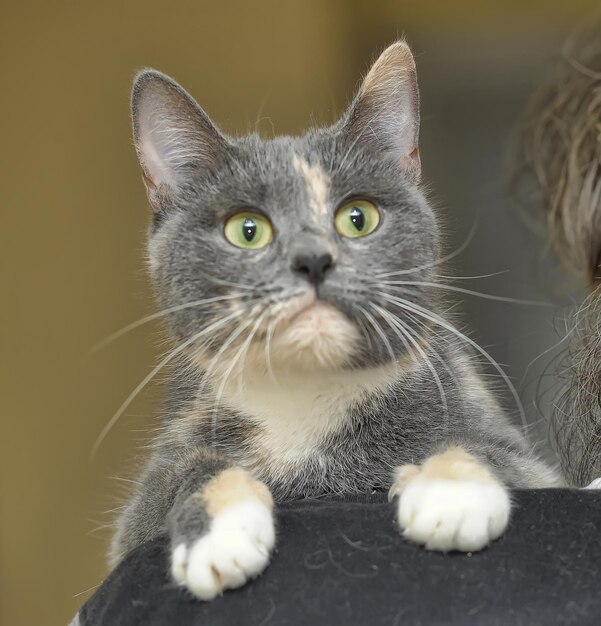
top-left (337, 41), bottom-right (421, 180)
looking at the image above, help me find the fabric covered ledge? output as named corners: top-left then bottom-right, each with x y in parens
top-left (75, 490), bottom-right (601, 626)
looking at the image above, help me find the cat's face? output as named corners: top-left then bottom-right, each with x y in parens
top-left (133, 42), bottom-right (439, 375)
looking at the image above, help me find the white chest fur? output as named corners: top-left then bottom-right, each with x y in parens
top-left (220, 364), bottom-right (403, 464)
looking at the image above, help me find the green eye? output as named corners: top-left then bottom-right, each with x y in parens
top-left (224, 211), bottom-right (273, 249)
top-left (334, 199), bottom-right (380, 238)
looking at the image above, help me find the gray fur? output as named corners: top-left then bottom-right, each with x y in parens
top-left (111, 44), bottom-right (559, 565)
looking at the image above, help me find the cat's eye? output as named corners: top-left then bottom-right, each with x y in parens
top-left (334, 199), bottom-right (380, 238)
top-left (224, 211), bottom-right (273, 249)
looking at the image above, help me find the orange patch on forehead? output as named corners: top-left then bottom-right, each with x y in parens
top-left (292, 155), bottom-right (330, 221)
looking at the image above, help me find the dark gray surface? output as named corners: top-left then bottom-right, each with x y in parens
top-left (79, 490), bottom-right (601, 626)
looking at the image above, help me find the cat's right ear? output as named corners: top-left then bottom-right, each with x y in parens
top-left (131, 69), bottom-right (229, 210)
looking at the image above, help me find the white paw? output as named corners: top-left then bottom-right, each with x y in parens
top-left (171, 499), bottom-right (275, 601)
top-left (398, 479), bottom-right (510, 552)
top-left (585, 477), bottom-right (601, 489)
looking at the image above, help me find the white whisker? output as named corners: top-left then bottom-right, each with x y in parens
top-left (371, 302), bottom-right (449, 420)
top-left (197, 314), bottom-right (258, 405)
top-left (210, 309), bottom-right (269, 441)
top-left (88, 293), bottom-right (248, 354)
top-left (377, 291), bottom-right (528, 433)
top-left (375, 219), bottom-right (478, 278)
top-left (375, 280), bottom-right (550, 307)
top-left (435, 270), bottom-right (509, 281)
top-left (357, 304), bottom-right (395, 363)
top-left (91, 311), bottom-right (241, 459)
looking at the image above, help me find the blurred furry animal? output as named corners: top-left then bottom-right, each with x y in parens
top-left (112, 41), bottom-right (560, 601)
top-left (515, 23), bottom-right (601, 487)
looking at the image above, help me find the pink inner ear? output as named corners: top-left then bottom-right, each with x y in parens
top-left (133, 73), bottom-right (209, 191)
top-left (400, 148), bottom-right (421, 180)
top-left (139, 136), bottom-right (163, 190)
top-left (132, 70), bottom-right (233, 217)
top-left (141, 168), bottom-right (157, 192)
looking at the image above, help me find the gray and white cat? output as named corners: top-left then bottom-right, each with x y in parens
top-left (112, 41), bottom-right (560, 600)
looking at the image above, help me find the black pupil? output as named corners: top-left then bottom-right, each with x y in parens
top-left (242, 218), bottom-right (257, 242)
top-left (349, 207), bottom-right (365, 231)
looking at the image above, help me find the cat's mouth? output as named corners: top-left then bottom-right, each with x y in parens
top-left (265, 289), bottom-right (360, 370)
top-left (284, 290), bottom-right (338, 325)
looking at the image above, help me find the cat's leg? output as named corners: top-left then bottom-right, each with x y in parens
top-left (111, 446), bottom-right (275, 600)
top-left (389, 446), bottom-right (511, 552)
top-left (169, 465), bottom-right (275, 600)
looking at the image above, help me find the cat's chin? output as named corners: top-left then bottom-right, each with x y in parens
top-left (270, 300), bottom-right (360, 371)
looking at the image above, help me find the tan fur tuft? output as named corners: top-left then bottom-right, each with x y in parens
top-left (392, 446), bottom-right (497, 497)
top-left (202, 467), bottom-right (273, 518)
top-left (417, 447), bottom-right (496, 483)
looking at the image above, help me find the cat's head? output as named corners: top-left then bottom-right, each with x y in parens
top-left (131, 41), bottom-right (439, 377)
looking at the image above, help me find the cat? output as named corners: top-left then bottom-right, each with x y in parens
top-left (111, 40), bottom-right (560, 601)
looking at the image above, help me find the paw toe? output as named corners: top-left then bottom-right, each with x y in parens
top-left (397, 479), bottom-right (510, 553)
top-left (213, 529), bottom-right (268, 581)
top-left (454, 515), bottom-right (489, 552)
top-left (398, 491), bottom-right (417, 529)
top-left (210, 552), bottom-right (247, 590)
top-left (407, 507), bottom-right (444, 544)
top-left (423, 511), bottom-right (463, 551)
top-left (171, 543), bottom-right (188, 584)
top-left (185, 539), bottom-right (221, 600)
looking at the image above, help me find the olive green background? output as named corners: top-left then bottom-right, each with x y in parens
top-left (1, 2), bottom-right (596, 624)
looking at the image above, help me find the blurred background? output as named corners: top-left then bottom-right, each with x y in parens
top-left (1, 1), bottom-right (599, 624)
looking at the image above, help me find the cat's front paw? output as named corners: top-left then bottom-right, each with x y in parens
top-left (585, 477), bottom-right (601, 489)
top-left (391, 448), bottom-right (510, 552)
top-left (397, 478), bottom-right (510, 552)
top-left (172, 498), bottom-right (275, 601)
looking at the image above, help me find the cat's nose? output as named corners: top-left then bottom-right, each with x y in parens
top-left (291, 252), bottom-right (334, 285)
